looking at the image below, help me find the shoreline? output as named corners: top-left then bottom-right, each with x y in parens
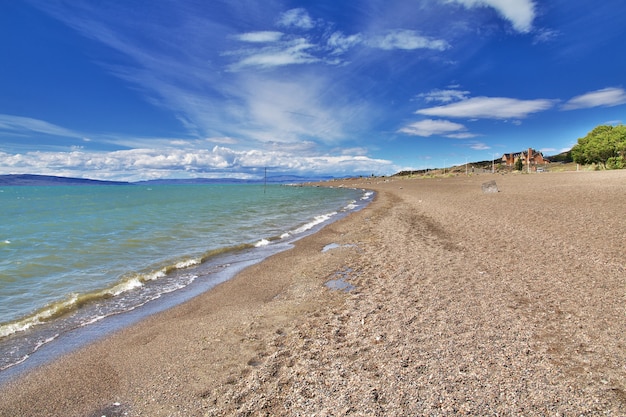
top-left (0, 186), bottom-right (372, 382)
top-left (1, 171), bottom-right (625, 416)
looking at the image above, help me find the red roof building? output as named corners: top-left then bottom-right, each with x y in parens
top-left (502, 148), bottom-right (549, 170)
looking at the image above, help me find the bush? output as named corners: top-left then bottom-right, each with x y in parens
top-left (606, 156), bottom-right (625, 170)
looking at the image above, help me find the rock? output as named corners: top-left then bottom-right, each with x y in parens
top-left (481, 180), bottom-right (499, 193)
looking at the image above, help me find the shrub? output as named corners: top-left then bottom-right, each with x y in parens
top-left (606, 156), bottom-right (625, 170)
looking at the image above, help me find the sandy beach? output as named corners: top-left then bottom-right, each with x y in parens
top-left (1, 170), bottom-right (624, 416)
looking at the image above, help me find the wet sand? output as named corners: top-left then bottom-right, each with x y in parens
top-left (1, 170), bottom-right (624, 416)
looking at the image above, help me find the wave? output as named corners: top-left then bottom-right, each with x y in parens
top-left (0, 188), bottom-right (374, 341)
top-left (0, 186), bottom-right (375, 372)
top-left (0, 334), bottom-right (59, 372)
top-left (0, 295), bottom-right (79, 338)
top-left (0, 249), bottom-right (242, 340)
top-left (254, 239), bottom-right (270, 247)
top-left (292, 211), bottom-right (338, 234)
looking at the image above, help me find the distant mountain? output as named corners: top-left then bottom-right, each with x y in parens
top-left (134, 175), bottom-right (334, 185)
top-left (0, 174), bottom-right (335, 186)
top-left (0, 174), bottom-right (130, 186)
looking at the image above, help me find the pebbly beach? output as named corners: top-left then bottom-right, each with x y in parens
top-left (0, 170), bottom-right (624, 416)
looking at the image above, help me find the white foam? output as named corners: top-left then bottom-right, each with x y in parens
top-left (293, 212), bottom-right (337, 234)
top-left (344, 201), bottom-right (358, 210)
top-left (81, 315), bottom-right (107, 326)
top-left (109, 277), bottom-right (143, 296)
top-left (175, 258), bottom-right (200, 269)
top-left (280, 232), bottom-right (290, 239)
top-left (145, 269), bottom-right (166, 281)
top-left (0, 354), bottom-right (28, 371)
top-left (0, 294), bottom-right (78, 338)
top-left (254, 238), bottom-right (270, 247)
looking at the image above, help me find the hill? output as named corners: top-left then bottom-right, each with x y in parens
top-left (0, 174), bottom-right (130, 186)
top-left (0, 174), bottom-right (334, 186)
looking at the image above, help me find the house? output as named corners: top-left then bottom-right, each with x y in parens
top-left (502, 148), bottom-right (549, 170)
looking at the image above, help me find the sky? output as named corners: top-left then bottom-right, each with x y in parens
top-left (1, 0), bottom-right (625, 181)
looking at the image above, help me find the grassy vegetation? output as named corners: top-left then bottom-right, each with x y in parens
top-left (393, 161), bottom-right (594, 178)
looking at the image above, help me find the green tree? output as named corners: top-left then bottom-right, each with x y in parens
top-left (571, 124), bottom-right (626, 169)
top-left (514, 157), bottom-right (523, 171)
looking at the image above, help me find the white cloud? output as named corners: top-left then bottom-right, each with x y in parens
top-left (561, 87), bottom-right (626, 110)
top-left (469, 142), bottom-right (491, 150)
top-left (416, 96), bottom-right (554, 119)
top-left (235, 31), bottom-right (284, 43)
top-left (231, 75), bottom-right (358, 144)
top-left (228, 38), bottom-right (319, 70)
top-left (277, 8), bottom-right (315, 30)
top-left (206, 136), bottom-right (239, 145)
top-left (368, 30), bottom-right (449, 51)
top-left (533, 28), bottom-right (559, 44)
top-left (418, 89), bottom-right (470, 103)
top-left (327, 32), bottom-right (363, 55)
top-left (0, 114), bottom-right (84, 138)
top-left (0, 146), bottom-right (394, 181)
top-left (228, 26), bottom-right (450, 70)
top-left (445, 0), bottom-right (536, 33)
top-left (446, 132), bottom-right (479, 139)
top-left (399, 119), bottom-right (469, 137)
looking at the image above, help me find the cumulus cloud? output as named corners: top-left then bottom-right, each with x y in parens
top-left (0, 146), bottom-right (394, 181)
top-left (416, 96), bottom-right (554, 119)
top-left (445, 0), bottom-right (536, 33)
top-left (561, 87), bottom-right (626, 110)
top-left (399, 119), bottom-right (469, 137)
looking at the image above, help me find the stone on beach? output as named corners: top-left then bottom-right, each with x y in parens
top-left (481, 179), bottom-right (499, 193)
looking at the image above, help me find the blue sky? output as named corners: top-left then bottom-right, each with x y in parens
top-left (1, 0), bottom-right (625, 181)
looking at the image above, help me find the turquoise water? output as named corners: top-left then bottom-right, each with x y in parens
top-left (0, 183), bottom-right (371, 372)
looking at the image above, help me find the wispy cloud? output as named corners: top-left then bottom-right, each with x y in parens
top-left (227, 27), bottom-right (449, 71)
top-left (469, 142), bottom-right (491, 150)
top-left (401, 88), bottom-right (556, 140)
top-left (28, 1), bottom-right (452, 157)
top-left (327, 32), bottom-right (363, 55)
top-left (416, 96), bottom-right (555, 119)
top-left (445, 0), bottom-right (537, 33)
top-left (561, 87), bottom-right (626, 110)
top-left (0, 114), bottom-right (84, 138)
top-left (399, 119), bottom-right (472, 137)
top-left (277, 8), bottom-right (316, 30)
top-left (226, 38), bottom-right (320, 70)
top-left (532, 28), bottom-right (560, 44)
top-left (418, 89), bottom-right (470, 103)
top-left (367, 30), bottom-right (450, 51)
top-left (235, 31), bottom-right (284, 43)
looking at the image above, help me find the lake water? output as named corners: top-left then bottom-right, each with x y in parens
top-left (0, 183), bottom-right (372, 376)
